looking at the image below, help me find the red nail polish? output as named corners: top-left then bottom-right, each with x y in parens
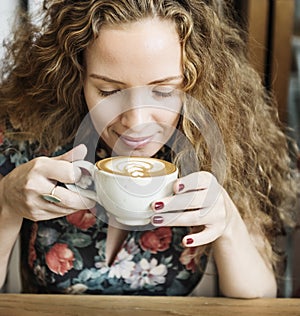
top-left (154, 202), bottom-right (164, 210)
top-left (178, 183), bottom-right (185, 192)
top-left (186, 238), bottom-right (194, 245)
top-left (153, 216), bottom-right (164, 224)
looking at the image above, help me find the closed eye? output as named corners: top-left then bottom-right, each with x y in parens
top-left (98, 89), bottom-right (121, 97)
top-left (153, 90), bottom-right (174, 98)
top-left (152, 87), bottom-right (175, 98)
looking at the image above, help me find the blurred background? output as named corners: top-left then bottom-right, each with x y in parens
top-left (0, 0), bottom-right (299, 297)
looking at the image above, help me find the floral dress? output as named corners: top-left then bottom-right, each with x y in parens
top-left (0, 127), bottom-right (208, 295)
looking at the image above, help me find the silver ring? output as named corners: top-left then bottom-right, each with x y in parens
top-left (41, 185), bottom-right (62, 203)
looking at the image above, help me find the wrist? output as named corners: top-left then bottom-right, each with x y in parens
top-left (0, 177), bottom-right (23, 290)
top-left (213, 191), bottom-right (245, 248)
top-left (0, 176), bottom-right (23, 226)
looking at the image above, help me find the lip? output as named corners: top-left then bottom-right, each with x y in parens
top-left (119, 134), bottom-right (154, 148)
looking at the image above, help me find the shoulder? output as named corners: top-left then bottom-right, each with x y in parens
top-left (0, 126), bottom-right (33, 175)
top-left (0, 125), bottom-right (71, 176)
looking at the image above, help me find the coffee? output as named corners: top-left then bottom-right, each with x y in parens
top-left (66, 157), bottom-right (178, 226)
top-left (96, 157), bottom-right (176, 178)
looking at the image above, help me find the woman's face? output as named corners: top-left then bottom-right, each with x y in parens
top-left (83, 18), bottom-right (183, 157)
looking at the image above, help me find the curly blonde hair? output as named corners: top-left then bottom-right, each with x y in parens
top-left (0, 0), bottom-right (298, 273)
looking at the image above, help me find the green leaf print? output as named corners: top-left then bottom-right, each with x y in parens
top-left (61, 232), bottom-right (92, 248)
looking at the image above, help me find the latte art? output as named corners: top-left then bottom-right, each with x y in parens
top-left (96, 157), bottom-right (176, 177)
top-left (122, 161), bottom-right (153, 177)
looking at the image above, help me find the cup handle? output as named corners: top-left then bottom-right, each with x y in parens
top-left (65, 160), bottom-right (98, 202)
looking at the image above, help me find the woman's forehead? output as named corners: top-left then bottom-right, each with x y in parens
top-left (84, 18), bottom-right (182, 84)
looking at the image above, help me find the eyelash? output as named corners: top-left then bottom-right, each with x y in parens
top-left (97, 88), bottom-right (175, 98)
top-left (153, 90), bottom-right (174, 98)
top-left (98, 89), bottom-right (121, 97)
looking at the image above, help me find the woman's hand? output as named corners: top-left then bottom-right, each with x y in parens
top-left (0, 144), bottom-right (95, 222)
top-left (150, 171), bottom-right (277, 298)
top-left (150, 171), bottom-right (236, 247)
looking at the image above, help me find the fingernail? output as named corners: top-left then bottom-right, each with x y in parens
top-left (152, 216), bottom-right (164, 224)
top-left (178, 183), bottom-right (185, 192)
top-left (154, 202), bottom-right (164, 210)
top-left (186, 238), bottom-right (194, 245)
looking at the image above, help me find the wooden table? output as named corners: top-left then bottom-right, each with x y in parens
top-left (0, 294), bottom-right (300, 316)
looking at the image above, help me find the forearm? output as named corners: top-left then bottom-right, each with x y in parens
top-left (0, 176), bottom-right (23, 289)
top-left (213, 196), bottom-right (277, 298)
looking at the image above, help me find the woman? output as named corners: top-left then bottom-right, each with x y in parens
top-left (0, 0), bottom-right (297, 297)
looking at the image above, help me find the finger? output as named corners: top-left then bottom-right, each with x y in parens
top-left (152, 191), bottom-right (204, 213)
top-left (152, 188), bottom-right (222, 213)
top-left (52, 144), bottom-right (87, 162)
top-left (151, 209), bottom-right (208, 227)
top-left (41, 185), bottom-right (96, 210)
top-left (28, 206), bottom-right (95, 222)
top-left (31, 158), bottom-right (82, 185)
top-left (173, 171), bottom-right (218, 194)
top-left (48, 144), bottom-right (88, 183)
top-left (182, 228), bottom-right (220, 247)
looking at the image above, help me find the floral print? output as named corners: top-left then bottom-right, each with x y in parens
top-left (20, 213), bottom-right (207, 295)
top-left (139, 227), bottom-right (172, 253)
top-left (0, 128), bottom-right (208, 295)
top-left (66, 209), bottom-right (97, 230)
top-left (126, 258), bottom-right (167, 289)
top-left (179, 247), bottom-right (200, 273)
top-left (45, 243), bottom-right (75, 276)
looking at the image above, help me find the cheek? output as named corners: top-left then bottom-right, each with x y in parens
top-left (91, 111), bottom-right (119, 136)
top-left (83, 85), bottom-right (118, 128)
top-left (158, 110), bottom-right (181, 128)
top-left (85, 95), bottom-right (120, 137)
top-left (83, 81), bottom-right (105, 112)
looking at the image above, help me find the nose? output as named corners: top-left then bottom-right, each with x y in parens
top-left (120, 106), bottom-right (151, 130)
top-left (120, 89), bottom-right (152, 130)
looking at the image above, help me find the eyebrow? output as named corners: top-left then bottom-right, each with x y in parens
top-left (89, 74), bottom-right (183, 85)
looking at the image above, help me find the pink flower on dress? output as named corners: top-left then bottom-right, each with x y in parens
top-left (139, 227), bottom-right (172, 253)
top-left (45, 243), bottom-right (74, 276)
top-left (66, 209), bottom-right (96, 230)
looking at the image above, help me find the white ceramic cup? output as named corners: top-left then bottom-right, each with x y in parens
top-left (66, 156), bottom-right (178, 226)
